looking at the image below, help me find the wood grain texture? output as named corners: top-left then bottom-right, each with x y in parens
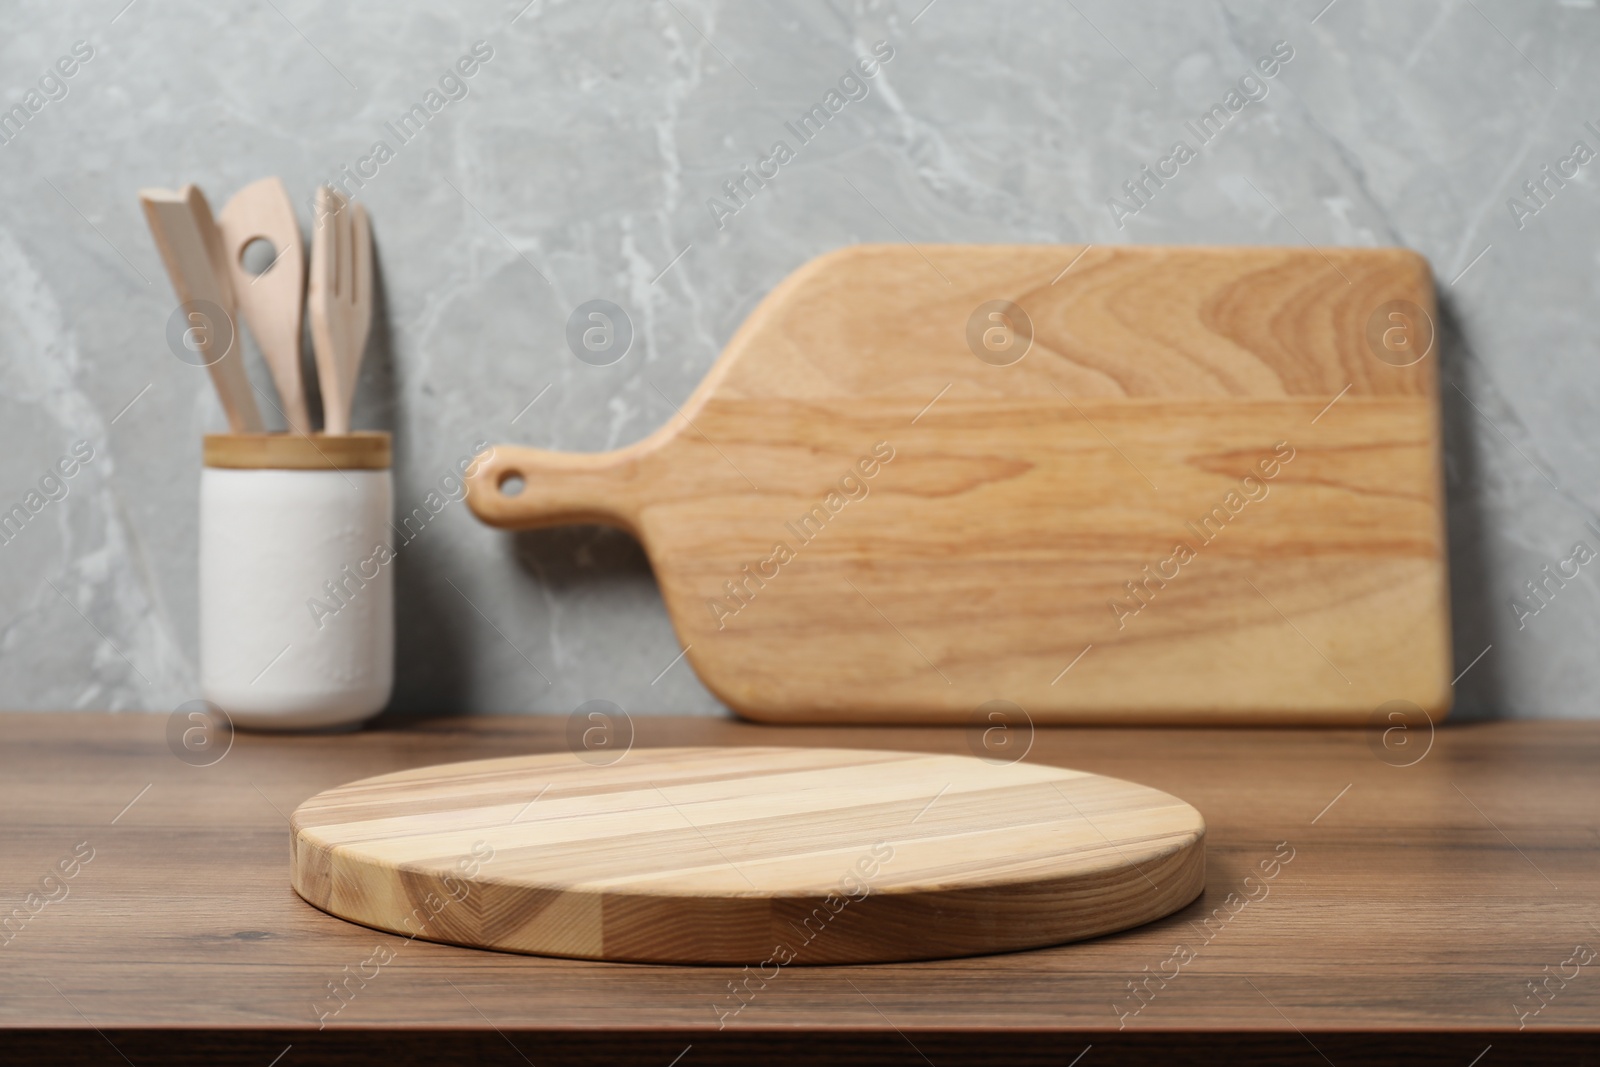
top-left (3, 714), bottom-right (1596, 1065)
top-left (289, 746), bottom-right (1206, 963)
top-left (466, 244), bottom-right (1450, 725)
top-left (203, 430), bottom-right (391, 470)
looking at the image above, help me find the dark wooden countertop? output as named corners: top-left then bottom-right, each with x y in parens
top-left (2, 713), bottom-right (1596, 1065)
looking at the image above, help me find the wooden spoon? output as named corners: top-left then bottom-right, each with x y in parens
top-left (217, 178), bottom-right (310, 434)
top-left (308, 187), bottom-right (373, 435)
top-left (140, 185), bottom-right (264, 433)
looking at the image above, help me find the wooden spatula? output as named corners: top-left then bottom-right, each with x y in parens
top-left (140, 185), bottom-right (263, 433)
top-left (217, 178), bottom-right (310, 434)
top-left (308, 187), bottom-right (373, 435)
top-left (466, 244), bottom-right (1452, 726)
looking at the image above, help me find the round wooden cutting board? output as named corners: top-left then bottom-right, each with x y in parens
top-left (290, 746), bottom-right (1205, 964)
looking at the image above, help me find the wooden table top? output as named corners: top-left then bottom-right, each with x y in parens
top-left (3, 713), bottom-right (1596, 1066)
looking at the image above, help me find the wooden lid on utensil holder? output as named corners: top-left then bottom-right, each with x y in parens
top-left (203, 432), bottom-right (391, 471)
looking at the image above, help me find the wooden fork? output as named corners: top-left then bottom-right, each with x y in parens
top-left (308, 187), bottom-right (372, 435)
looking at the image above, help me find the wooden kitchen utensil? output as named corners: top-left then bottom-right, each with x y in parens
top-left (308, 186), bottom-right (373, 435)
top-left (290, 746), bottom-right (1205, 964)
top-left (217, 177), bottom-right (311, 434)
top-left (140, 185), bottom-right (264, 433)
top-left (467, 244), bottom-right (1452, 725)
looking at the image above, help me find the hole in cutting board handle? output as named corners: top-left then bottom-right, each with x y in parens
top-left (239, 237), bottom-right (278, 276)
top-left (498, 472), bottom-right (525, 497)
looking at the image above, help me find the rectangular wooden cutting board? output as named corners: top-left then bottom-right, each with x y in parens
top-left (468, 244), bottom-right (1451, 725)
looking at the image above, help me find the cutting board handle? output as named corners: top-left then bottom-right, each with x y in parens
top-left (466, 443), bottom-right (648, 532)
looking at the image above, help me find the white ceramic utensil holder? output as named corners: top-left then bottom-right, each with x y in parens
top-left (200, 433), bottom-right (393, 731)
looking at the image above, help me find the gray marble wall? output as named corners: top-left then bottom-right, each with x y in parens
top-left (0, 0), bottom-right (1594, 721)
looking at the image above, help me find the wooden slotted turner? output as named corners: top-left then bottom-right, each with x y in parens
top-left (465, 244), bottom-right (1452, 725)
top-left (217, 177), bottom-right (310, 434)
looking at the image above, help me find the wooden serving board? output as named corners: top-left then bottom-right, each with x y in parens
top-left (290, 746), bottom-right (1205, 964)
top-left (466, 244), bottom-right (1451, 724)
